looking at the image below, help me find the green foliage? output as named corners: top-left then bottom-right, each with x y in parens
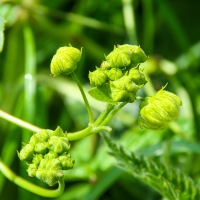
top-left (0, 0), bottom-right (200, 200)
top-left (0, 15), bottom-right (5, 52)
top-left (102, 132), bottom-right (200, 200)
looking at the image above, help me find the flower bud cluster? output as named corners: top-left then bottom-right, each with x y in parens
top-left (50, 45), bottom-right (82, 77)
top-left (18, 127), bottom-right (74, 186)
top-left (89, 44), bottom-right (147, 102)
top-left (138, 88), bottom-right (182, 130)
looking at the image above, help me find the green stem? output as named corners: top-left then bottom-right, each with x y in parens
top-left (100, 102), bottom-right (127, 126)
top-left (0, 110), bottom-right (42, 133)
top-left (71, 72), bottom-right (94, 124)
top-left (67, 125), bottom-right (112, 141)
top-left (94, 104), bottom-right (115, 126)
top-left (0, 159), bottom-right (65, 198)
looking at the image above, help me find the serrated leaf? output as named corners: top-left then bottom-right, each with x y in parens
top-left (101, 132), bottom-right (200, 200)
top-left (88, 84), bottom-right (114, 103)
top-left (0, 15), bottom-right (5, 52)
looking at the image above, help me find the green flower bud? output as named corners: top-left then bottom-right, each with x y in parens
top-left (107, 68), bottom-right (123, 81)
top-left (138, 88), bottom-right (182, 130)
top-left (34, 142), bottom-right (48, 154)
top-left (48, 136), bottom-right (70, 154)
top-left (58, 153), bottom-right (75, 169)
top-left (29, 134), bottom-right (39, 145)
top-left (89, 68), bottom-right (108, 86)
top-left (110, 76), bottom-right (139, 102)
top-left (106, 47), bottom-right (131, 68)
top-left (50, 46), bottom-right (82, 77)
top-left (32, 154), bottom-right (43, 165)
top-left (35, 130), bottom-right (49, 142)
top-left (118, 44), bottom-right (147, 66)
top-left (128, 68), bottom-right (147, 85)
top-left (18, 143), bottom-right (34, 161)
top-left (27, 163), bottom-right (38, 177)
top-left (100, 60), bottom-right (111, 69)
top-left (49, 126), bottom-right (65, 137)
top-left (36, 158), bottom-right (63, 186)
top-left (44, 151), bottom-right (58, 160)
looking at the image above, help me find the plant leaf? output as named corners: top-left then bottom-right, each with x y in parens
top-left (0, 15), bottom-right (5, 53)
top-left (101, 132), bottom-right (200, 200)
top-left (88, 84), bottom-right (114, 103)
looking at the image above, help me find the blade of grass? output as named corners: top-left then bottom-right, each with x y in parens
top-left (121, 0), bottom-right (138, 44)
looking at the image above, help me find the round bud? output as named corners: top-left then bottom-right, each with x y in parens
top-left (58, 153), bottom-right (75, 169)
top-left (32, 154), bottom-right (43, 165)
top-left (110, 76), bottom-right (139, 102)
top-left (50, 46), bottom-right (82, 77)
top-left (48, 136), bottom-right (70, 154)
top-left (89, 69), bottom-right (108, 86)
top-left (49, 126), bottom-right (65, 137)
top-left (118, 44), bottom-right (147, 66)
top-left (18, 143), bottom-right (34, 161)
top-left (107, 68), bottom-right (123, 81)
top-left (34, 142), bottom-right (48, 154)
top-left (36, 158), bottom-right (63, 186)
top-left (138, 89), bottom-right (182, 130)
top-left (128, 68), bottom-right (147, 85)
top-left (27, 163), bottom-right (38, 177)
top-left (35, 130), bottom-right (49, 142)
top-left (106, 48), bottom-right (131, 68)
top-left (29, 134), bottom-right (39, 145)
top-left (100, 60), bottom-right (111, 69)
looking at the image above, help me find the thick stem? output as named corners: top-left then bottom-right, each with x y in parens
top-left (0, 110), bottom-right (42, 133)
top-left (0, 159), bottom-right (65, 198)
top-left (66, 125), bottom-right (112, 141)
top-left (71, 72), bottom-right (94, 124)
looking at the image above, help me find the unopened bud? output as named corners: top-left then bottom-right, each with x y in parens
top-left (138, 88), bottom-right (182, 130)
top-left (50, 45), bottom-right (82, 77)
top-left (89, 68), bottom-right (108, 86)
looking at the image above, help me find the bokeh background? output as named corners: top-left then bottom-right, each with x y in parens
top-left (0, 0), bottom-right (200, 199)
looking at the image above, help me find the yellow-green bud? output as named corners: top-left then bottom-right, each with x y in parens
top-left (128, 68), bottom-right (147, 85)
top-left (35, 130), bottom-right (49, 142)
top-left (89, 69), bottom-right (108, 86)
top-left (106, 48), bottom-right (131, 68)
top-left (44, 151), bottom-right (58, 160)
top-left (32, 154), bottom-right (43, 165)
top-left (27, 163), bottom-right (38, 177)
top-left (18, 144), bottom-right (34, 161)
top-left (107, 68), bottom-right (123, 81)
top-left (48, 136), bottom-right (70, 154)
top-left (49, 126), bottom-right (65, 137)
top-left (118, 44), bottom-right (147, 66)
top-left (100, 60), bottom-right (111, 69)
top-left (50, 46), bottom-right (82, 77)
top-left (110, 76), bottom-right (139, 102)
top-left (34, 142), bottom-right (48, 154)
top-left (58, 153), bottom-right (75, 169)
top-left (138, 89), bottom-right (182, 130)
top-left (36, 159), bottom-right (63, 186)
top-left (29, 135), bottom-right (39, 145)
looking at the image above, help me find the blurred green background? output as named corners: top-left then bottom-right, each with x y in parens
top-left (0, 0), bottom-right (200, 199)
